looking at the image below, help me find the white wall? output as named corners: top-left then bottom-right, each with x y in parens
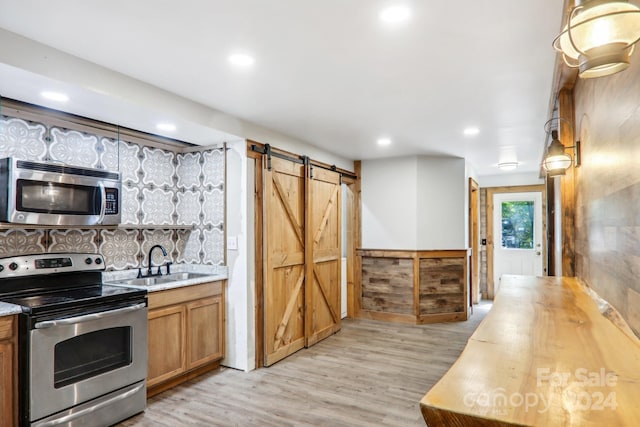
top-left (416, 157), bottom-right (466, 249)
top-left (362, 155), bottom-right (466, 250)
top-left (361, 157), bottom-right (418, 249)
top-left (224, 140), bottom-right (254, 371)
top-left (479, 172), bottom-right (544, 188)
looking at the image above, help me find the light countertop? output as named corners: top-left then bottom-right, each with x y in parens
top-left (0, 264), bottom-right (228, 317)
top-left (0, 302), bottom-right (23, 316)
top-left (103, 264), bottom-right (228, 292)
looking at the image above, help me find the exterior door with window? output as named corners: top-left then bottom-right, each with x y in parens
top-left (493, 192), bottom-right (543, 293)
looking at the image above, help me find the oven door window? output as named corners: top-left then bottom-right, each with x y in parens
top-left (17, 179), bottom-right (101, 215)
top-left (54, 327), bottom-right (132, 388)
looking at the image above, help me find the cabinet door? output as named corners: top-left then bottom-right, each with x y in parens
top-left (0, 340), bottom-right (14, 427)
top-left (148, 305), bottom-right (187, 387)
top-left (0, 315), bottom-right (15, 427)
top-left (187, 296), bottom-right (223, 369)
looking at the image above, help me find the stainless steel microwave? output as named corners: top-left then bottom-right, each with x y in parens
top-left (0, 157), bottom-right (121, 226)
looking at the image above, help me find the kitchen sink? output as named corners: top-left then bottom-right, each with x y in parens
top-left (116, 272), bottom-right (212, 287)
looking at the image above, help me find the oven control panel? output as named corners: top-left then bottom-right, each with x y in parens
top-left (35, 258), bottom-right (73, 269)
top-left (0, 253), bottom-right (105, 278)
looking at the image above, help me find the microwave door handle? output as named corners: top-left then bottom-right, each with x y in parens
top-left (97, 181), bottom-right (107, 224)
top-left (34, 303), bottom-right (146, 329)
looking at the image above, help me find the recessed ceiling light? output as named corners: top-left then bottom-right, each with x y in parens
top-left (377, 138), bottom-right (392, 146)
top-left (498, 162), bottom-right (519, 171)
top-left (41, 91), bottom-right (69, 102)
top-left (228, 53), bottom-right (255, 67)
top-left (156, 123), bottom-right (176, 132)
top-left (463, 127), bottom-right (480, 136)
top-left (379, 5), bottom-right (411, 23)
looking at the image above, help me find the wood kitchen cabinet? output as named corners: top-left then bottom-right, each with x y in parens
top-left (148, 304), bottom-right (186, 386)
top-left (186, 296), bottom-right (223, 369)
top-left (146, 281), bottom-right (225, 396)
top-left (0, 316), bottom-right (16, 427)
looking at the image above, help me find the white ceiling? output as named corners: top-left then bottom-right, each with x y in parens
top-left (0, 0), bottom-right (562, 176)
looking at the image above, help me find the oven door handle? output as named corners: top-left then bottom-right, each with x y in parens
top-left (34, 303), bottom-right (146, 329)
top-left (97, 181), bottom-right (107, 224)
top-left (34, 382), bottom-right (145, 427)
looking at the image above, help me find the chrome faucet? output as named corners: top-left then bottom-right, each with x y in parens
top-left (147, 245), bottom-right (168, 276)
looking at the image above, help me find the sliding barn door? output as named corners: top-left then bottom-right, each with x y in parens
top-left (262, 155), bottom-right (342, 366)
top-left (263, 157), bottom-right (306, 366)
top-left (306, 167), bottom-right (342, 346)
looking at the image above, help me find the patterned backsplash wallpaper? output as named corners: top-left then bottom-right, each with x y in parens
top-left (0, 115), bottom-right (225, 270)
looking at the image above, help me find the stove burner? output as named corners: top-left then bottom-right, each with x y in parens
top-left (8, 295), bottom-right (76, 307)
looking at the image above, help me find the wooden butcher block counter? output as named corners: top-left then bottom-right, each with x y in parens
top-left (420, 275), bottom-right (640, 426)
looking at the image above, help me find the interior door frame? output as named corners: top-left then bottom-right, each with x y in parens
top-left (341, 161), bottom-right (361, 318)
top-left (248, 141), bottom-right (359, 368)
top-left (248, 145), bottom-right (265, 368)
top-left (468, 178), bottom-right (480, 305)
top-left (486, 184), bottom-right (546, 299)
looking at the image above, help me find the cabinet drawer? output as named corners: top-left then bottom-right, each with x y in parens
top-left (148, 281), bottom-right (223, 309)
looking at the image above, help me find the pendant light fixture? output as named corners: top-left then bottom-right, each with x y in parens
top-left (542, 130), bottom-right (581, 177)
top-left (543, 131), bottom-right (572, 176)
top-left (553, 0), bottom-right (640, 78)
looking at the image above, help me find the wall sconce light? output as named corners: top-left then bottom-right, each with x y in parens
top-left (542, 130), bottom-right (582, 177)
top-left (553, 0), bottom-right (640, 78)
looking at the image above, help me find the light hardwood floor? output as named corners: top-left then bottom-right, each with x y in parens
top-left (119, 302), bottom-right (491, 427)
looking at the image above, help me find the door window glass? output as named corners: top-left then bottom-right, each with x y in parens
top-left (54, 327), bottom-right (131, 388)
top-left (501, 201), bottom-right (534, 249)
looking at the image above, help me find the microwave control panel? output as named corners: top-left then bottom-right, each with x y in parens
top-left (105, 188), bottom-right (119, 214)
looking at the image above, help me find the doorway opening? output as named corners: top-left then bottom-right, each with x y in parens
top-left (469, 178), bottom-right (479, 308)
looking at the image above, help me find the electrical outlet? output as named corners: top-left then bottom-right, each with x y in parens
top-left (227, 236), bottom-right (238, 250)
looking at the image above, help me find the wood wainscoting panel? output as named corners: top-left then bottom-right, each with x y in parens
top-left (361, 256), bottom-right (414, 315)
top-left (420, 294), bottom-right (465, 315)
top-left (419, 257), bottom-right (465, 315)
top-left (358, 249), bottom-right (469, 324)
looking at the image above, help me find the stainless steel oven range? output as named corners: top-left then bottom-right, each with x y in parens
top-left (0, 253), bottom-right (147, 427)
